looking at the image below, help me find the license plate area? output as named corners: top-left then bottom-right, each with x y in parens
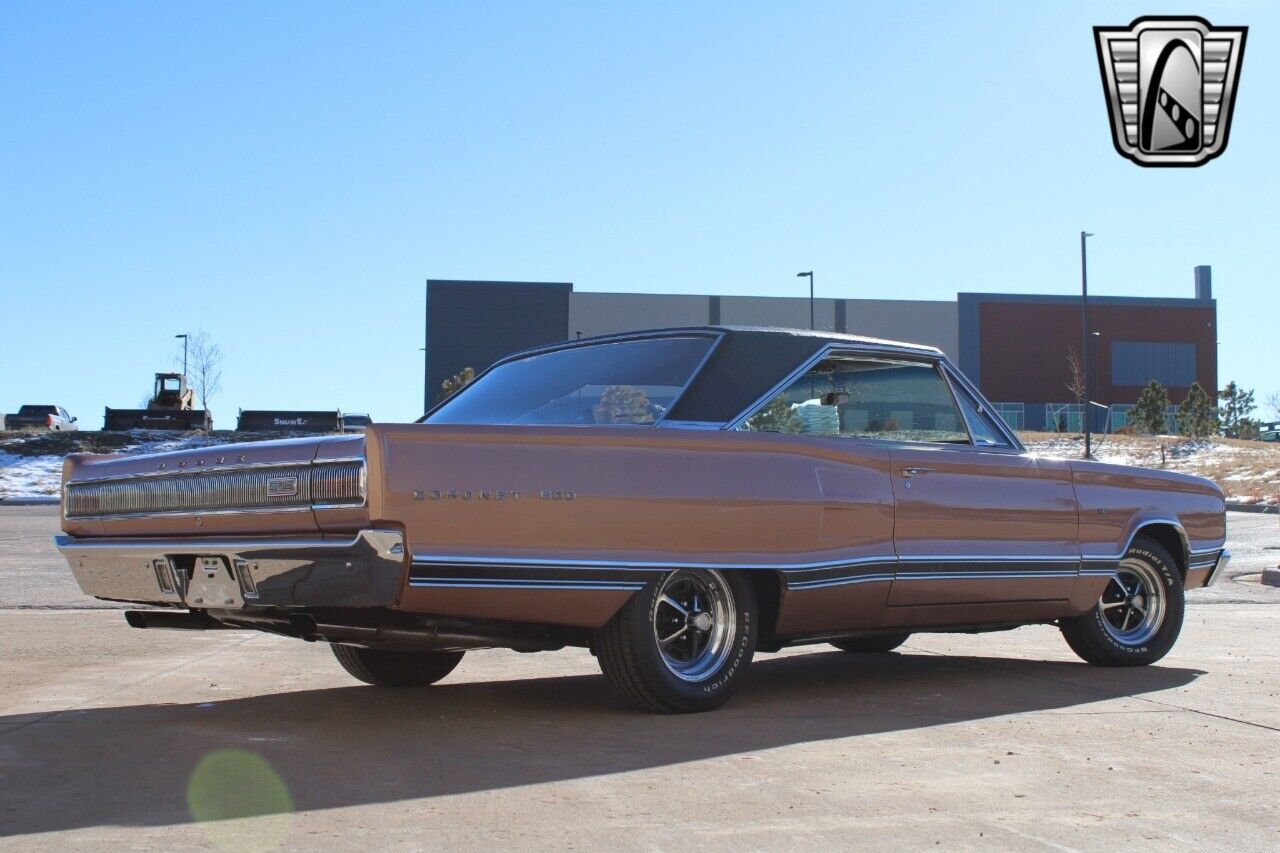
top-left (184, 556), bottom-right (245, 609)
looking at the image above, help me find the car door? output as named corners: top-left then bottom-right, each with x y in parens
top-left (886, 365), bottom-right (1080, 610)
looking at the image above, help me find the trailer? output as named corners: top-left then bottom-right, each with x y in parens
top-left (235, 409), bottom-right (344, 433)
top-left (103, 373), bottom-right (210, 431)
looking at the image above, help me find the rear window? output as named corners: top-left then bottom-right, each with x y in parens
top-left (426, 336), bottom-right (715, 426)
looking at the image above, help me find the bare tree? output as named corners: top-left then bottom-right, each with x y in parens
top-left (185, 331), bottom-right (224, 412)
top-left (1065, 346), bottom-right (1086, 406)
top-left (1267, 391), bottom-right (1280, 420)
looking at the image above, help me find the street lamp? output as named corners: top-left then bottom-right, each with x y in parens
top-left (1080, 232), bottom-right (1094, 459)
top-left (175, 333), bottom-right (189, 379)
top-left (796, 271), bottom-right (814, 330)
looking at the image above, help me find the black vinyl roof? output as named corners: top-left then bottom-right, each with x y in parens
top-left (665, 326), bottom-right (940, 423)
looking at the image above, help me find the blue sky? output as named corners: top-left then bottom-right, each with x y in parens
top-left (1, 1), bottom-right (1275, 425)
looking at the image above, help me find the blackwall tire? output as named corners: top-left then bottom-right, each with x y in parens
top-left (595, 569), bottom-right (757, 713)
top-left (1060, 535), bottom-right (1185, 667)
top-left (830, 633), bottom-right (910, 654)
top-left (331, 644), bottom-right (465, 687)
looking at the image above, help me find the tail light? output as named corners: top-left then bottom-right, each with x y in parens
top-left (47, 414), bottom-right (54, 428)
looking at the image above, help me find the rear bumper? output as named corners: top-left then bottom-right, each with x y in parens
top-left (56, 529), bottom-right (406, 608)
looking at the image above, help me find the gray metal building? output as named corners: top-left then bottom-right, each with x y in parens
top-left (423, 273), bottom-right (1218, 433)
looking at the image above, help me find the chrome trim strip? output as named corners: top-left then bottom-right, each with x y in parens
top-left (1079, 519), bottom-right (1218, 565)
top-left (896, 569), bottom-right (1079, 578)
top-left (1205, 550), bottom-right (1231, 586)
top-left (656, 420), bottom-right (725, 430)
top-left (67, 456), bottom-right (365, 486)
top-left (408, 578), bottom-right (644, 591)
top-left (411, 553), bottom-right (1089, 575)
top-left (413, 553), bottom-right (897, 573)
top-left (409, 552), bottom-right (1119, 594)
top-left (939, 361), bottom-right (1025, 451)
top-left (68, 505), bottom-right (317, 522)
top-left (896, 554), bottom-right (1081, 564)
top-left (787, 573), bottom-right (895, 590)
top-left (56, 529), bottom-right (399, 554)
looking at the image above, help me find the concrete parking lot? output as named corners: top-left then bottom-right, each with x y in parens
top-left (2, 506), bottom-right (1278, 850)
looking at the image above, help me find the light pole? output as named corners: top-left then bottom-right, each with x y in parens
top-left (1080, 232), bottom-right (1094, 459)
top-left (175, 333), bottom-right (188, 379)
top-left (796, 271), bottom-right (814, 330)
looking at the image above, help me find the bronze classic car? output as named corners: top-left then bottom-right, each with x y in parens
top-left (56, 327), bottom-right (1230, 712)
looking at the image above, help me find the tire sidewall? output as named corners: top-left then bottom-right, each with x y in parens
top-left (631, 569), bottom-right (756, 709)
top-left (1087, 541), bottom-right (1184, 660)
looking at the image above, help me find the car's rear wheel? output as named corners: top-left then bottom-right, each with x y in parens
top-left (830, 632), bottom-right (910, 654)
top-left (331, 644), bottom-right (465, 687)
top-left (1060, 535), bottom-right (1184, 666)
top-left (595, 568), bottom-right (757, 713)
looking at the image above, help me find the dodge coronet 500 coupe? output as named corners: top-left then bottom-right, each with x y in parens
top-left (57, 327), bottom-right (1229, 712)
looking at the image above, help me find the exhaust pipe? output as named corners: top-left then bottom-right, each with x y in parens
top-left (287, 612), bottom-right (564, 652)
top-left (127, 608), bottom-right (565, 651)
top-left (125, 610), bottom-right (223, 630)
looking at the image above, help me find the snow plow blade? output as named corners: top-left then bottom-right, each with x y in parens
top-left (102, 408), bottom-right (211, 431)
top-left (236, 410), bottom-right (343, 433)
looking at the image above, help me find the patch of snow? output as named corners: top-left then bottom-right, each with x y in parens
top-left (0, 431), bottom-right (329, 499)
top-left (0, 452), bottom-right (64, 497)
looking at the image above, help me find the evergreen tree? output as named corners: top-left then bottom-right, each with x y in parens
top-left (743, 396), bottom-right (801, 433)
top-left (1218, 381), bottom-right (1257, 438)
top-left (438, 366), bottom-right (476, 402)
top-left (1176, 382), bottom-right (1217, 439)
top-left (1131, 380), bottom-right (1170, 435)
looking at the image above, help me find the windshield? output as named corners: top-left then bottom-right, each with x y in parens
top-left (426, 336), bottom-right (715, 426)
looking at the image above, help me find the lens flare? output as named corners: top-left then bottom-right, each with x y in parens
top-left (188, 748), bottom-right (294, 850)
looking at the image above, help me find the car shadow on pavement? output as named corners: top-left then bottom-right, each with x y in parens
top-left (0, 649), bottom-right (1202, 838)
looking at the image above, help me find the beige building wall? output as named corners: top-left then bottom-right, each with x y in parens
top-left (718, 296), bottom-right (837, 332)
top-left (843, 299), bottom-right (959, 361)
top-left (567, 292), bottom-right (961, 363)
top-left (569, 292), bottom-right (710, 340)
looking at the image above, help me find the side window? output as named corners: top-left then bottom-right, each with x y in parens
top-left (950, 382), bottom-right (1010, 447)
top-left (739, 356), bottom-right (969, 444)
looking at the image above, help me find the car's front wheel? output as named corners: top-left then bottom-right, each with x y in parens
top-left (595, 568), bottom-right (757, 713)
top-left (1060, 535), bottom-right (1185, 666)
top-left (331, 644), bottom-right (465, 687)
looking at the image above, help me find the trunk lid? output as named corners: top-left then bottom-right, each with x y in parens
top-left (62, 435), bottom-right (366, 538)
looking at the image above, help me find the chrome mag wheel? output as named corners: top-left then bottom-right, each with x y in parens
top-left (652, 569), bottom-right (736, 682)
top-left (1099, 558), bottom-right (1167, 646)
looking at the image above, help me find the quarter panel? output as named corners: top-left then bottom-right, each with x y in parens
top-left (370, 426), bottom-right (895, 629)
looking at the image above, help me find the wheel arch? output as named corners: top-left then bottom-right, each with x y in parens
top-left (1128, 521), bottom-right (1190, 578)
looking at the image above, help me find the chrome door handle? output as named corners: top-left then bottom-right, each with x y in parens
top-left (901, 466), bottom-right (934, 478)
